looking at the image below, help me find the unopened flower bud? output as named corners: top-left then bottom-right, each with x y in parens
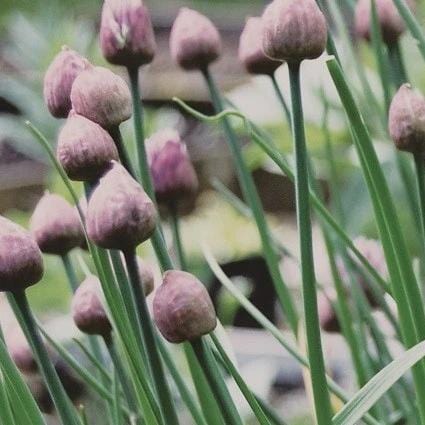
top-left (72, 275), bottom-right (112, 337)
top-left (153, 270), bottom-right (217, 343)
top-left (239, 17), bottom-right (281, 76)
top-left (86, 161), bottom-right (156, 250)
top-left (147, 129), bottom-right (198, 206)
top-left (170, 8), bottom-right (222, 70)
top-left (389, 84), bottom-right (425, 154)
top-left (57, 112), bottom-right (119, 181)
top-left (355, 0), bottom-right (414, 45)
top-left (318, 294), bottom-right (340, 333)
top-left (262, 0), bottom-right (327, 63)
top-left (0, 216), bottom-right (43, 292)
top-left (30, 192), bottom-right (84, 256)
top-left (43, 46), bottom-right (89, 118)
top-left (71, 66), bottom-right (132, 129)
top-left (100, 0), bottom-right (156, 68)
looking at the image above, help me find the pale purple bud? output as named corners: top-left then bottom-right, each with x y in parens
top-left (153, 270), bottom-right (217, 343)
top-left (239, 17), bottom-right (281, 76)
top-left (0, 216), bottom-right (44, 292)
top-left (100, 0), bottom-right (156, 68)
top-left (30, 192), bottom-right (84, 256)
top-left (72, 275), bottom-right (112, 337)
top-left (71, 66), bottom-right (132, 129)
top-left (86, 161), bottom-right (156, 250)
top-left (389, 83), bottom-right (425, 154)
top-left (147, 129), bottom-right (198, 205)
top-left (57, 111), bottom-right (119, 181)
top-left (170, 8), bottom-right (222, 70)
top-left (262, 0), bottom-right (327, 63)
top-left (43, 46), bottom-right (89, 118)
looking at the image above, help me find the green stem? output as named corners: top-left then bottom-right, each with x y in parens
top-left (61, 253), bottom-right (78, 293)
top-left (270, 74), bottom-right (291, 128)
top-left (11, 291), bottom-right (80, 425)
top-left (191, 338), bottom-right (244, 425)
top-left (169, 206), bottom-right (187, 271)
top-left (109, 125), bottom-right (136, 178)
top-left (414, 153), bottom-right (425, 251)
top-left (0, 374), bottom-right (16, 425)
top-left (387, 41), bottom-right (408, 87)
top-left (288, 62), bottom-right (332, 425)
top-left (201, 66), bottom-right (298, 335)
top-left (123, 249), bottom-right (179, 425)
top-left (210, 334), bottom-right (272, 425)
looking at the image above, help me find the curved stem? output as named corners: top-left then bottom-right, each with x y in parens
top-left (123, 249), bottom-right (179, 425)
top-left (201, 66), bottom-right (298, 335)
top-left (191, 338), bottom-right (244, 425)
top-left (11, 291), bottom-right (80, 425)
top-left (288, 62), bottom-right (332, 425)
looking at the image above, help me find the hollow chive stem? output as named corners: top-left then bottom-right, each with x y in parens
top-left (201, 66), bottom-right (298, 335)
top-left (191, 338), bottom-right (244, 425)
top-left (123, 249), bottom-right (179, 425)
top-left (11, 291), bottom-right (80, 425)
top-left (103, 333), bottom-right (138, 419)
top-left (109, 125), bottom-right (137, 179)
top-left (288, 62), bottom-right (332, 425)
top-left (61, 253), bottom-right (79, 293)
top-left (270, 73), bottom-right (291, 129)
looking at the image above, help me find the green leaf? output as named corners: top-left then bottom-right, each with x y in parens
top-left (333, 340), bottom-right (425, 425)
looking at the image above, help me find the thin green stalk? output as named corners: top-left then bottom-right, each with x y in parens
top-left (157, 339), bottom-right (208, 425)
top-left (191, 338), bottom-right (244, 425)
top-left (170, 206), bottom-right (188, 271)
top-left (288, 61), bottom-right (332, 425)
top-left (210, 333), bottom-right (272, 425)
top-left (11, 291), bottom-right (80, 425)
top-left (0, 373), bottom-right (16, 425)
top-left (109, 125), bottom-right (137, 178)
top-left (103, 333), bottom-right (138, 419)
top-left (201, 66), bottom-right (299, 335)
top-left (414, 153), bottom-right (425, 251)
top-left (123, 249), bottom-right (179, 425)
top-left (61, 253), bottom-right (79, 293)
top-left (270, 74), bottom-right (291, 128)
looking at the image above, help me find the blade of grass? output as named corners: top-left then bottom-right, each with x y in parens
top-left (0, 372), bottom-right (17, 425)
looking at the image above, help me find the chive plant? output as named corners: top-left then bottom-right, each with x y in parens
top-left (4, 0), bottom-right (425, 424)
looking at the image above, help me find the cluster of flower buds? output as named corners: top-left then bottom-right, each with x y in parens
top-left (153, 270), bottom-right (217, 343)
top-left (389, 83), bottom-right (425, 155)
top-left (30, 192), bottom-right (84, 256)
top-left (261, 0), bottom-right (328, 64)
top-left (147, 129), bottom-right (199, 209)
top-left (355, 0), bottom-right (415, 46)
top-left (239, 17), bottom-right (281, 76)
top-left (170, 8), bottom-right (222, 71)
top-left (72, 275), bottom-right (112, 338)
top-left (0, 216), bottom-right (44, 292)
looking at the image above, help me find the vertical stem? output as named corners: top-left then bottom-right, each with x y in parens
top-left (270, 74), bottom-right (292, 128)
top-left (201, 66), bottom-right (299, 335)
top-left (387, 41), bottom-right (408, 87)
top-left (11, 291), bottom-right (79, 425)
top-left (123, 249), bottom-right (179, 425)
top-left (191, 338), bottom-right (244, 425)
top-left (169, 206), bottom-right (187, 271)
top-left (109, 126), bottom-right (137, 178)
top-left (61, 253), bottom-right (78, 293)
top-left (288, 62), bottom-right (333, 425)
top-left (414, 153), bottom-right (425, 250)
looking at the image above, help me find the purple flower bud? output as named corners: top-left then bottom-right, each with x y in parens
top-left (170, 8), bottom-right (222, 70)
top-left (355, 0), bottom-right (415, 45)
top-left (43, 46), bottom-right (89, 118)
top-left (100, 0), bottom-right (156, 68)
top-left (71, 66), bottom-right (132, 129)
top-left (262, 0), bottom-right (327, 63)
top-left (318, 294), bottom-right (340, 333)
top-left (30, 192), bottom-right (84, 256)
top-left (57, 112), bottom-right (119, 182)
top-left (239, 17), bottom-right (281, 76)
top-left (147, 129), bottom-right (198, 206)
top-left (0, 216), bottom-right (44, 292)
top-left (153, 270), bottom-right (217, 343)
top-left (389, 83), bottom-right (425, 155)
top-left (86, 161), bottom-right (157, 250)
top-left (71, 275), bottom-right (112, 337)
